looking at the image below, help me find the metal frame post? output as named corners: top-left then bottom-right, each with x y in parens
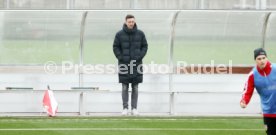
top-left (79, 11), bottom-right (88, 87)
top-left (169, 11), bottom-right (180, 115)
top-left (6, 0), bottom-right (10, 9)
top-left (79, 92), bottom-right (86, 115)
top-left (261, 12), bottom-right (271, 49)
top-left (261, 0), bottom-right (267, 9)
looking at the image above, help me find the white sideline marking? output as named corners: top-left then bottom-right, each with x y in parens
top-left (0, 118), bottom-right (260, 122)
top-left (0, 128), bottom-right (264, 131)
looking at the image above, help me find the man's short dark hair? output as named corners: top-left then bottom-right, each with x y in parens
top-left (125, 14), bottom-right (135, 21)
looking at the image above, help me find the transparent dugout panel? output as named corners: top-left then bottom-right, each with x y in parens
top-left (83, 11), bottom-right (174, 64)
top-left (0, 11), bottom-right (82, 64)
top-left (174, 11), bottom-right (266, 65)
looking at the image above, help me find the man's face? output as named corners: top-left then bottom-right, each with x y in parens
top-left (255, 55), bottom-right (268, 69)
top-left (125, 18), bottom-right (135, 29)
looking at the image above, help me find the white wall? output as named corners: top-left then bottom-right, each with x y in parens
top-left (0, 74), bottom-right (261, 116)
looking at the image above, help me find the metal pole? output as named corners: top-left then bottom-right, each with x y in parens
top-left (196, 0), bottom-right (205, 9)
top-left (169, 11), bottom-right (180, 115)
top-left (178, 0), bottom-right (183, 9)
top-left (195, 0), bottom-right (200, 9)
top-left (79, 11), bottom-right (88, 87)
top-left (66, 0), bottom-right (70, 9)
top-left (6, 0), bottom-right (10, 9)
top-left (66, 0), bottom-right (75, 9)
top-left (79, 92), bottom-right (86, 115)
top-left (261, 12), bottom-right (271, 49)
top-left (261, 0), bottom-right (267, 9)
top-left (240, 0), bottom-right (247, 9)
top-left (255, 0), bottom-right (260, 9)
top-left (200, 0), bottom-right (205, 9)
top-left (130, 0), bottom-right (135, 9)
top-left (71, 0), bottom-right (75, 9)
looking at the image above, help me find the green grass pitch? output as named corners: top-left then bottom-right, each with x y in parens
top-left (2, 39), bottom-right (276, 65)
top-left (0, 116), bottom-right (266, 135)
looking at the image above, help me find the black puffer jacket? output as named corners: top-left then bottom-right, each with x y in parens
top-left (113, 23), bottom-right (148, 84)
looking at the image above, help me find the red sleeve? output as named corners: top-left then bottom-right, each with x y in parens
top-left (241, 71), bottom-right (255, 105)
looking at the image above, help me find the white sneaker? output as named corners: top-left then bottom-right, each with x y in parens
top-left (131, 109), bottom-right (139, 116)
top-left (122, 109), bottom-right (128, 116)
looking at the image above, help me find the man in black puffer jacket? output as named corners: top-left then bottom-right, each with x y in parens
top-left (113, 14), bottom-right (148, 116)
